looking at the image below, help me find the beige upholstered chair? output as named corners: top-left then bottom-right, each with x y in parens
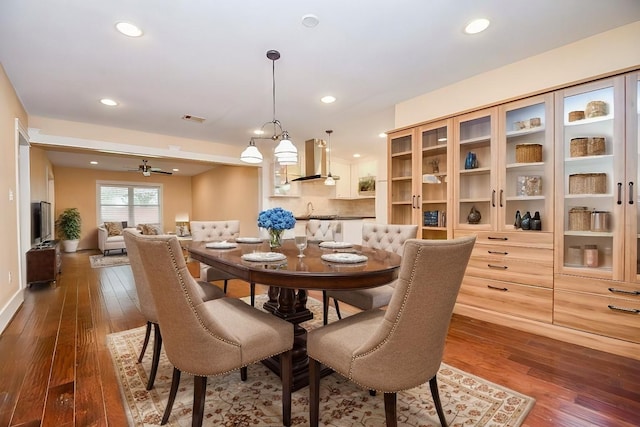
top-left (308, 236), bottom-right (475, 427)
top-left (123, 230), bottom-right (224, 390)
top-left (129, 232), bottom-right (294, 427)
top-left (190, 220), bottom-right (256, 303)
top-left (305, 219), bottom-right (342, 242)
top-left (323, 223), bottom-right (418, 324)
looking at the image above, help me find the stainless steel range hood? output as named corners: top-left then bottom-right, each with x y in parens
top-left (291, 138), bottom-right (339, 181)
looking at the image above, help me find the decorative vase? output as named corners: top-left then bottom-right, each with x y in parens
top-left (514, 210), bottom-right (522, 229)
top-left (464, 152), bottom-right (478, 170)
top-left (521, 211), bottom-right (532, 230)
top-left (268, 229), bottom-right (283, 249)
top-left (531, 211), bottom-right (542, 231)
top-left (467, 206), bottom-right (481, 224)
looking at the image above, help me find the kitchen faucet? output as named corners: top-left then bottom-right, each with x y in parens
top-left (307, 202), bottom-right (314, 216)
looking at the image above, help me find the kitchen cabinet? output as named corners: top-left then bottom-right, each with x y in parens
top-left (332, 161), bottom-right (351, 198)
top-left (332, 160), bottom-right (377, 199)
top-left (388, 119), bottom-right (452, 239)
top-left (553, 73), bottom-right (640, 343)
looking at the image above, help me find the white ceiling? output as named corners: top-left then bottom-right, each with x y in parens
top-left (2, 1), bottom-right (640, 172)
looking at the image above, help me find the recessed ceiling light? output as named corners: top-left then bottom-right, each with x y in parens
top-left (90, 161), bottom-right (98, 165)
top-left (254, 129), bottom-right (265, 135)
top-left (100, 98), bottom-right (118, 106)
top-left (321, 95), bottom-right (336, 104)
top-left (115, 21), bottom-right (143, 37)
top-left (464, 18), bottom-right (490, 34)
top-left (301, 14), bottom-right (319, 28)
top-left (353, 153), bottom-right (361, 158)
top-left (172, 168), bottom-right (179, 172)
top-left (378, 133), bottom-right (387, 138)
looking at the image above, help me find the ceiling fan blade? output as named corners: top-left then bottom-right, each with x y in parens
top-left (152, 170), bottom-right (173, 175)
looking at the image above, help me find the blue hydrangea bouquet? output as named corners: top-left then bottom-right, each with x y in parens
top-left (257, 207), bottom-right (296, 248)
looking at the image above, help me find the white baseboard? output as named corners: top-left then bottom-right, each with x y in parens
top-left (0, 290), bottom-right (24, 334)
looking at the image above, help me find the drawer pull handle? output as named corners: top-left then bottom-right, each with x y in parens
top-left (608, 287), bottom-right (640, 296)
top-left (607, 305), bottom-right (640, 314)
top-left (488, 250), bottom-right (508, 255)
top-left (487, 236), bottom-right (508, 241)
top-left (488, 264), bottom-right (508, 270)
top-left (487, 285), bottom-right (508, 292)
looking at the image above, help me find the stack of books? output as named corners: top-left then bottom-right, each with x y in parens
top-left (423, 210), bottom-right (446, 227)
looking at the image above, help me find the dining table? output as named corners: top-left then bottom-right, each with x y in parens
top-left (188, 238), bottom-right (402, 391)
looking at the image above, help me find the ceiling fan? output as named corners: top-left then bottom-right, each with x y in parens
top-left (131, 159), bottom-right (173, 176)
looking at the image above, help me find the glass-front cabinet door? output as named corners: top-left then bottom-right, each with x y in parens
top-left (388, 128), bottom-right (415, 226)
top-left (555, 77), bottom-right (625, 280)
top-left (418, 120), bottom-right (451, 239)
top-left (454, 108), bottom-right (498, 230)
top-left (625, 72), bottom-right (640, 283)
top-left (498, 94), bottom-right (554, 232)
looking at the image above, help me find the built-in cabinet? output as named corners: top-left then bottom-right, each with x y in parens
top-left (387, 70), bottom-right (640, 359)
top-left (553, 74), bottom-right (640, 344)
top-left (388, 119), bottom-right (452, 239)
top-left (332, 160), bottom-right (377, 199)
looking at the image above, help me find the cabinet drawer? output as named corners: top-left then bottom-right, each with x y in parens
top-left (554, 290), bottom-right (640, 343)
top-left (455, 230), bottom-right (553, 249)
top-left (468, 244), bottom-right (553, 288)
top-left (457, 275), bottom-right (553, 323)
top-left (555, 274), bottom-right (640, 301)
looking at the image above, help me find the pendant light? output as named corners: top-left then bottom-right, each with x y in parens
top-left (240, 50), bottom-right (298, 164)
top-left (324, 129), bottom-right (335, 186)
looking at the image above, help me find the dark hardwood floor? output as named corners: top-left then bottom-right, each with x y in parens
top-left (0, 250), bottom-right (638, 426)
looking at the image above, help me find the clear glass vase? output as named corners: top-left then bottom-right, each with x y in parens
top-left (268, 229), bottom-right (283, 249)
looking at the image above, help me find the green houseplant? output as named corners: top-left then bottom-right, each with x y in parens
top-left (56, 208), bottom-right (82, 252)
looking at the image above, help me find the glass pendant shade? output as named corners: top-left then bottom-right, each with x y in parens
top-left (240, 143), bottom-right (263, 164)
top-left (278, 152), bottom-right (298, 165)
top-left (274, 138), bottom-right (297, 158)
top-left (324, 173), bottom-right (336, 186)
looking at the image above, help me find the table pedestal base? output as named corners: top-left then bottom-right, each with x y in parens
top-left (262, 286), bottom-right (333, 391)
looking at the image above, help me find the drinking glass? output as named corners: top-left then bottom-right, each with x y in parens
top-left (295, 235), bottom-right (307, 257)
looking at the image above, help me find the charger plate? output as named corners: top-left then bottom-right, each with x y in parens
top-left (205, 241), bottom-right (237, 249)
top-left (241, 252), bottom-right (287, 262)
top-left (321, 253), bottom-right (368, 264)
top-left (319, 241), bottom-right (354, 249)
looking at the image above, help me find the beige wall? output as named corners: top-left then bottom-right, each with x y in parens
top-left (30, 146), bottom-right (54, 202)
top-left (0, 64), bottom-right (28, 323)
top-left (395, 21), bottom-right (640, 128)
top-left (53, 166), bottom-right (192, 250)
top-left (192, 165), bottom-right (260, 236)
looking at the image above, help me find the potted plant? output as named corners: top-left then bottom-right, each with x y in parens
top-left (56, 208), bottom-right (82, 252)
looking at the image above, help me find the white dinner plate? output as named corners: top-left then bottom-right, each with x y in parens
top-left (205, 241), bottom-right (237, 249)
top-left (236, 237), bottom-right (263, 244)
top-left (241, 252), bottom-right (287, 262)
top-left (321, 253), bottom-right (368, 264)
top-left (319, 241), bottom-right (354, 249)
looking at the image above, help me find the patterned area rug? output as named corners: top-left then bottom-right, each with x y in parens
top-left (107, 295), bottom-right (534, 426)
top-left (89, 254), bottom-right (130, 268)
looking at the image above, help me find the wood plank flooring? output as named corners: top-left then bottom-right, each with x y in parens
top-left (0, 250), bottom-right (638, 426)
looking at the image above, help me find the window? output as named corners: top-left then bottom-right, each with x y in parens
top-left (97, 182), bottom-right (162, 227)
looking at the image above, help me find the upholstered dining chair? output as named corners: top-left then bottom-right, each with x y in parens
top-left (308, 236), bottom-right (475, 427)
top-left (123, 230), bottom-right (225, 390)
top-left (322, 223), bottom-right (418, 324)
top-left (128, 231), bottom-right (294, 427)
top-left (191, 220), bottom-right (257, 306)
top-left (305, 219), bottom-right (342, 242)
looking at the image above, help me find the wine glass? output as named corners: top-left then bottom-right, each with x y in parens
top-left (295, 235), bottom-right (307, 258)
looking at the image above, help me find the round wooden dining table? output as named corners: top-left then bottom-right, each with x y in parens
top-left (188, 238), bottom-right (402, 390)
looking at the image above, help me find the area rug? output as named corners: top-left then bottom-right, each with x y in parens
top-left (89, 254), bottom-right (130, 268)
top-left (107, 296), bottom-right (534, 426)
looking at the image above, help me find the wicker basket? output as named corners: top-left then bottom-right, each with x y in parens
top-left (570, 138), bottom-right (588, 157)
top-left (568, 110), bottom-right (585, 122)
top-left (568, 207), bottom-right (591, 231)
top-left (569, 173), bottom-right (606, 194)
top-left (587, 137), bottom-right (606, 155)
top-left (585, 101), bottom-right (607, 118)
top-left (515, 144), bottom-right (542, 163)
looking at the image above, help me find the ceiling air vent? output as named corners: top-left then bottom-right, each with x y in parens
top-left (181, 114), bottom-right (206, 123)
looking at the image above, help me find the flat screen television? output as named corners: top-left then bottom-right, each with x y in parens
top-left (31, 201), bottom-right (52, 245)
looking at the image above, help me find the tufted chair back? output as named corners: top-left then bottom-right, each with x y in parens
top-left (361, 223), bottom-right (419, 256)
top-left (190, 220), bottom-right (240, 242)
top-left (306, 220), bottom-right (342, 242)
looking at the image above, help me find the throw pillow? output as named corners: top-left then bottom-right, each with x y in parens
top-left (104, 221), bottom-right (123, 237)
top-left (140, 223), bottom-right (160, 235)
